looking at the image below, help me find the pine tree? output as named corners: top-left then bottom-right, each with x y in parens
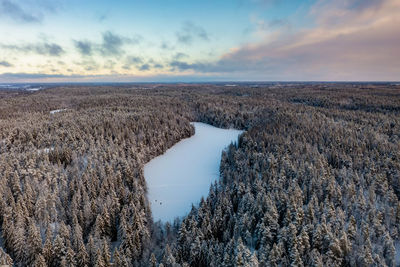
top-left (0, 247), bottom-right (13, 266)
top-left (327, 237), bottom-right (343, 266)
top-left (383, 233), bottom-right (395, 267)
top-left (1, 207), bottom-right (14, 255)
top-left (339, 230), bottom-right (351, 261)
top-left (361, 238), bottom-right (374, 266)
top-left (76, 242), bottom-right (89, 267)
top-left (95, 248), bottom-right (106, 267)
top-left (87, 235), bottom-right (97, 266)
top-left (290, 245), bottom-right (304, 267)
top-left (235, 238), bottom-right (252, 266)
top-left (298, 229), bottom-right (310, 255)
top-left (101, 240), bottom-right (111, 267)
top-left (113, 248), bottom-right (129, 267)
top-left (309, 249), bottom-right (323, 267)
top-left (189, 236), bottom-right (202, 265)
top-left (61, 247), bottom-right (76, 267)
top-left (59, 222), bottom-right (72, 248)
top-left (249, 252), bottom-right (259, 267)
top-left (32, 254), bottom-right (47, 267)
top-left (162, 245), bottom-right (176, 267)
top-left (42, 226), bottom-right (54, 267)
top-left (312, 224), bottom-right (323, 250)
top-left (150, 253), bottom-right (157, 267)
top-left (13, 211), bottom-right (27, 265)
top-left (53, 234), bottom-right (66, 267)
top-left (268, 242), bottom-right (282, 267)
top-left (27, 219), bottom-right (43, 265)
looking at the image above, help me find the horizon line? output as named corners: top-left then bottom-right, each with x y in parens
top-left (1, 81), bottom-right (400, 85)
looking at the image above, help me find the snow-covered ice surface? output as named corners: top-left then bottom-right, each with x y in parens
top-left (144, 122), bottom-right (244, 222)
top-left (26, 87), bottom-right (42, 91)
top-left (0, 84), bottom-right (43, 91)
top-left (50, 109), bottom-right (67, 114)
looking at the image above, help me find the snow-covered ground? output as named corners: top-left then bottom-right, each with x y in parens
top-left (144, 122), bottom-right (243, 222)
top-left (0, 84), bottom-right (43, 91)
top-left (50, 109), bottom-right (67, 114)
top-left (26, 87), bottom-right (42, 92)
top-left (37, 147), bottom-right (54, 154)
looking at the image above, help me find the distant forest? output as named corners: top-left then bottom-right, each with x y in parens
top-left (0, 83), bottom-right (399, 266)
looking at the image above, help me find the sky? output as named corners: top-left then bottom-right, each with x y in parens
top-left (0, 0), bottom-right (399, 82)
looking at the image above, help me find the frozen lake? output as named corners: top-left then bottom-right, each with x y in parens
top-left (144, 122), bottom-right (243, 222)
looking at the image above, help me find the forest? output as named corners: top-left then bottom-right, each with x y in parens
top-left (0, 83), bottom-right (399, 266)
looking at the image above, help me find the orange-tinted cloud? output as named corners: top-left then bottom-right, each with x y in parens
top-left (212, 0), bottom-right (400, 80)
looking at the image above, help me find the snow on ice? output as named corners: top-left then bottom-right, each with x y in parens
top-left (144, 122), bottom-right (243, 222)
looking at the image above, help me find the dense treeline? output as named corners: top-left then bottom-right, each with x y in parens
top-left (0, 83), bottom-right (399, 266)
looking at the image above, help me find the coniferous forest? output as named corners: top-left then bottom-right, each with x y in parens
top-left (0, 83), bottom-right (399, 267)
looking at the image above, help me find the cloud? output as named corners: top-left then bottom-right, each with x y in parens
top-left (0, 0), bottom-right (42, 23)
top-left (243, 15), bottom-right (291, 36)
top-left (101, 31), bottom-right (124, 56)
top-left (0, 0), bottom-right (63, 24)
top-left (173, 52), bottom-right (188, 60)
top-left (122, 56), bottom-right (143, 69)
top-left (74, 59), bottom-right (99, 71)
top-left (1, 42), bottom-right (65, 56)
top-left (176, 21), bottom-right (209, 44)
top-left (0, 61), bottom-right (12, 67)
top-left (310, 0), bottom-right (385, 27)
top-left (74, 40), bottom-right (93, 56)
top-left (268, 19), bottom-right (290, 28)
top-left (0, 72), bottom-right (85, 79)
top-left (171, 0), bottom-right (400, 81)
top-left (139, 64), bottom-right (150, 71)
top-left (122, 56), bottom-right (163, 72)
top-left (343, 0), bottom-right (382, 11)
top-left (98, 13), bottom-right (108, 22)
top-left (169, 60), bottom-right (212, 72)
top-left (39, 43), bottom-right (64, 56)
top-left (170, 61), bottom-right (197, 71)
top-left (100, 31), bottom-right (141, 57)
top-left (73, 32), bottom-right (142, 59)
top-left (238, 0), bottom-right (287, 9)
top-left (126, 56), bottom-right (142, 65)
top-left (161, 42), bottom-right (173, 50)
top-left (153, 63), bottom-right (163, 69)
top-left (169, 59), bottom-right (253, 73)
top-left (104, 60), bottom-right (116, 70)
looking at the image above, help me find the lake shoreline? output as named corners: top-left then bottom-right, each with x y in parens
top-left (144, 122), bottom-right (244, 222)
